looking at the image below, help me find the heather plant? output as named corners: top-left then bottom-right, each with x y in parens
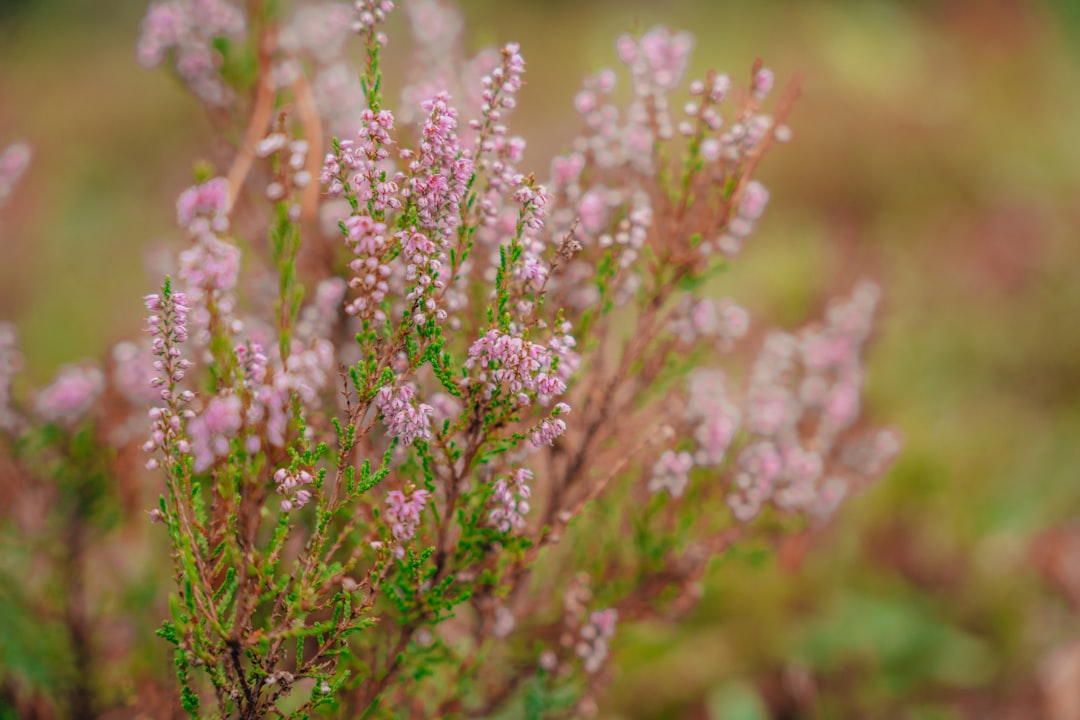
top-left (0, 0), bottom-right (899, 717)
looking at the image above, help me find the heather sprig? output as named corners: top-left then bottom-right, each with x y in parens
top-left (0, 2), bottom-right (899, 718)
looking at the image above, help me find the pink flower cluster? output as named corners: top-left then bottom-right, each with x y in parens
top-left (721, 181), bottom-right (771, 256)
top-left (324, 108), bottom-right (396, 198)
top-left (407, 93), bottom-right (473, 235)
top-left (473, 42), bottom-right (525, 142)
top-left (617, 26), bottom-right (694, 94)
top-left (112, 342), bottom-right (163, 407)
top-left (647, 450), bottom-right (694, 498)
top-left (179, 235), bottom-right (241, 297)
top-left (398, 0), bottom-right (494, 127)
top-left (671, 297), bottom-right (750, 346)
top-left (466, 330), bottom-right (567, 405)
top-left (233, 343), bottom-right (289, 451)
top-left (146, 292), bottom-right (192, 400)
top-left (186, 394), bottom-right (243, 473)
top-left (489, 468), bottom-right (533, 533)
top-left (727, 283), bottom-right (899, 521)
top-left (577, 608), bottom-right (618, 674)
top-left (255, 133), bottom-right (312, 219)
top-left (32, 366), bottom-right (104, 428)
top-left (339, 215), bottom-right (392, 320)
top-left (176, 176), bottom-right (229, 234)
top-left (0, 141), bottom-right (31, 206)
top-left (375, 383), bottom-right (433, 446)
top-left (385, 486), bottom-right (430, 556)
top-left (352, 0), bottom-right (395, 39)
top-left (686, 370), bottom-right (741, 467)
top-left (143, 289), bottom-right (194, 469)
top-left (137, 0), bottom-right (246, 105)
top-left (175, 178), bottom-right (241, 339)
top-left (528, 404), bottom-right (570, 448)
top-left (275, 468), bottom-right (314, 512)
top-left (280, 3), bottom-right (352, 66)
top-left (284, 338), bottom-right (336, 407)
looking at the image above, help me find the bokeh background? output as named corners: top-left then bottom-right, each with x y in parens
top-left (3, 0), bottom-right (1080, 717)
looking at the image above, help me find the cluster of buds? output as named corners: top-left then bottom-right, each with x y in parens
top-left (466, 330), bottom-right (567, 405)
top-left (489, 468), bottom-right (533, 533)
top-left (136, 0), bottom-right (245, 105)
top-left (256, 131), bottom-right (312, 221)
top-left (577, 608), bottom-right (618, 674)
top-left (385, 486), bottom-right (431, 557)
top-left (142, 287), bottom-right (194, 470)
top-left (275, 468), bottom-right (315, 512)
top-left (375, 383), bottom-right (433, 446)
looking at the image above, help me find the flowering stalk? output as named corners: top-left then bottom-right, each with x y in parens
top-left (0, 2), bottom-right (901, 718)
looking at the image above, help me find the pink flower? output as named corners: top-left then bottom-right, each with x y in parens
top-left (694, 411), bottom-right (738, 467)
top-left (179, 235), bottom-right (241, 292)
top-left (176, 177), bottom-right (230, 233)
top-left (275, 467), bottom-right (315, 512)
top-left (489, 468), bottom-right (532, 532)
top-left (375, 384), bottom-right (433, 446)
top-left (385, 486), bottom-right (431, 555)
top-left (187, 394), bottom-right (242, 472)
top-left (137, 1), bottom-right (244, 104)
top-left (0, 141), bottom-right (32, 205)
top-left (738, 181), bottom-right (769, 221)
top-left (551, 153), bottom-right (584, 187)
top-left (638, 27), bottom-right (694, 90)
top-left (34, 365), bottom-right (104, 427)
top-left (143, 285), bottom-right (194, 466)
top-left (529, 416), bottom-right (567, 448)
top-left (647, 450), bottom-right (694, 498)
top-left (578, 608), bottom-right (618, 674)
top-left (824, 382), bottom-right (859, 429)
top-left (752, 67), bottom-right (775, 99)
top-left (466, 330), bottom-right (568, 404)
top-left (577, 190), bottom-right (608, 235)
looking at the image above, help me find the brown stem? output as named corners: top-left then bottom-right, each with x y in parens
top-left (63, 495), bottom-right (94, 720)
top-left (226, 27), bottom-right (277, 213)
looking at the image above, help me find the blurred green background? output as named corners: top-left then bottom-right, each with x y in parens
top-left (4, 0), bottom-right (1080, 717)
